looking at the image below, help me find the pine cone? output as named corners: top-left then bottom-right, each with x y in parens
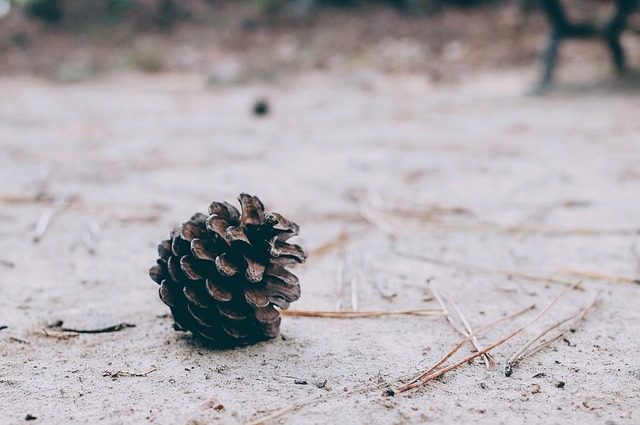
top-left (149, 193), bottom-right (307, 347)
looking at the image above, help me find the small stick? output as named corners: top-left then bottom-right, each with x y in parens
top-left (102, 367), bottom-right (157, 378)
top-left (82, 216), bottom-right (101, 255)
top-left (402, 252), bottom-right (577, 287)
top-left (518, 291), bottom-right (601, 362)
top-left (346, 252), bottom-right (359, 312)
top-left (390, 304), bottom-right (535, 396)
top-left (335, 250), bottom-right (346, 311)
top-left (0, 325), bottom-right (7, 331)
top-left (418, 221), bottom-right (640, 236)
top-left (9, 336), bottom-right (30, 344)
top-left (392, 282), bottom-right (580, 395)
top-left (443, 293), bottom-right (496, 369)
top-left (392, 321), bottom-right (531, 394)
top-left (33, 196), bottom-right (69, 242)
top-left (42, 329), bottom-right (79, 339)
top-left (358, 209), bottom-right (397, 237)
top-left (631, 243), bottom-right (640, 275)
top-left (280, 309), bottom-right (444, 318)
top-left (430, 286), bottom-right (494, 369)
top-left (309, 231), bottom-right (356, 260)
top-left (247, 396), bottom-right (324, 425)
top-left (501, 280), bottom-right (583, 376)
top-left (59, 323), bottom-right (136, 334)
top-left (556, 268), bottom-right (639, 285)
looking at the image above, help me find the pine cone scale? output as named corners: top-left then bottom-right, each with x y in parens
top-left (215, 254), bottom-right (239, 276)
top-left (190, 239), bottom-right (218, 262)
top-left (217, 302), bottom-right (248, 321)
top-left (205, 278), bottom-right (233, 302)
top-left (179, 256), bottom-right (204, 280)
top-left (238, 193), bottom-right (264, 226)
top-left (158, 240), bottom-right (172, 259)
top-left (254, 305), bottom-right (280, 324)
top-left (245, 285), bottom-right (270, 308)
top-left (159, 281), bottom-right (177, 308)
top-left (206, 216), bottom-right (232, 243)
top-left (208, 201), bottom-right (240, 224)
top-left (264, 264), bottom-right (299, 286)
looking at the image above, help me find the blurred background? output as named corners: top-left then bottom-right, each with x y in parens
top-left (0, 0), bottom-right (638, 86)
top-left (1, 3), bottom-right (640, 424)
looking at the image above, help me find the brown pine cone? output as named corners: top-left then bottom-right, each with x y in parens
top-left (149, 193), bottom-right (307, 347)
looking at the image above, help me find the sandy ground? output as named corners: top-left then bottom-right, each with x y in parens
top-left (1, 69), bottom-right (640, 424)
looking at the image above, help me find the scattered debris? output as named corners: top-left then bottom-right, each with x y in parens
top-left (10, 336), bottom-right (30, 344)
top-left (102, 367), bottom-right (157, 379)
top-left (506, 290), bottom-right (600, 374)
top-left (247, 396), bottom-right (324, 425)
top-left (200, 397), bottom-right (224, 411)
top-left (402, 252), bottom-right (578, 288)
top-left (556, 381), bottom-right (565, 388)
top-left (392, 283), bottom-right (582, 394)
top-left (33, 196), bottom-right (72, 242)
top-left (556, 268), bottom-right (639, 285)
top-left (82, 216), bottom-right (101, 255)
top-left (315, 379), bottom-right (327, 389)
top-left (431, 285), bottom-right (495, 369)
top-left (532, 373), bottom-right (545, 378)
top-left (253, 99), bottom-right (269, 116)
top-left (294, 380), bottom-right (308, 385)
top-left (309, 231), bottom-right (356, 260)
top-left (24, 414), bottom-right (37, 421)
top-left (531, 384), bottom-right (541, 394)
top-left (58, 323), bottom-right (136, 334)
top-left (0, 325), bottom-right (7, 332)
top-left (42, 329), bottom-right (79, 339)
top-left (0, 259), bottom-right (15, 268)
top-left (390, 303), bottom-right (536, 394)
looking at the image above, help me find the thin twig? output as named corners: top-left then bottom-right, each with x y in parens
top-left (335, 250), bottom-right (346, 311)
top-left (518, 291), bottom-right (601, 362)
top-left (102, 367), bottom-right (158, 378)
top-left (401, 252), bottom-right (577, 287)
top-left (0, 193), bottom-right (55, 203)
top-left (33, 196), bottom-right (70, 242)
top-left (280, 309), bottom-right (444, 318)
top-left (392, 282), bottom-right (580, 395)
top-left (0, 325), bottom-right (7, 331)
top-left (309, 231), bottom-right (357, 260)
top-left (430, 286), bottom-right (494, 369)
top-left (556, 268), bottom-right (639, 285)
top-left (60, 323), bottom-right (136, 334)
top-left (345, 252), bottom-right (360, 312)
top-left (444, 293), bottom-right (496, 369)
top-left (42, 329), bottom-right (79, 339)
top-left (247, 395), bottom-right (324, 425)
top-left (501, 280), bottom-right (583, 376)
top-left (82, 216), bottom-right (101, 255)
top-left (358, 209), bottom-right (397, 237)
top-left (389, 304), bottom-right (535, 396)
top-left (418, 221), bottom-right (640, 237)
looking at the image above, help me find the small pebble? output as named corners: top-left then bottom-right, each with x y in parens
top-left (253, 100), bottom-right (269, 116)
